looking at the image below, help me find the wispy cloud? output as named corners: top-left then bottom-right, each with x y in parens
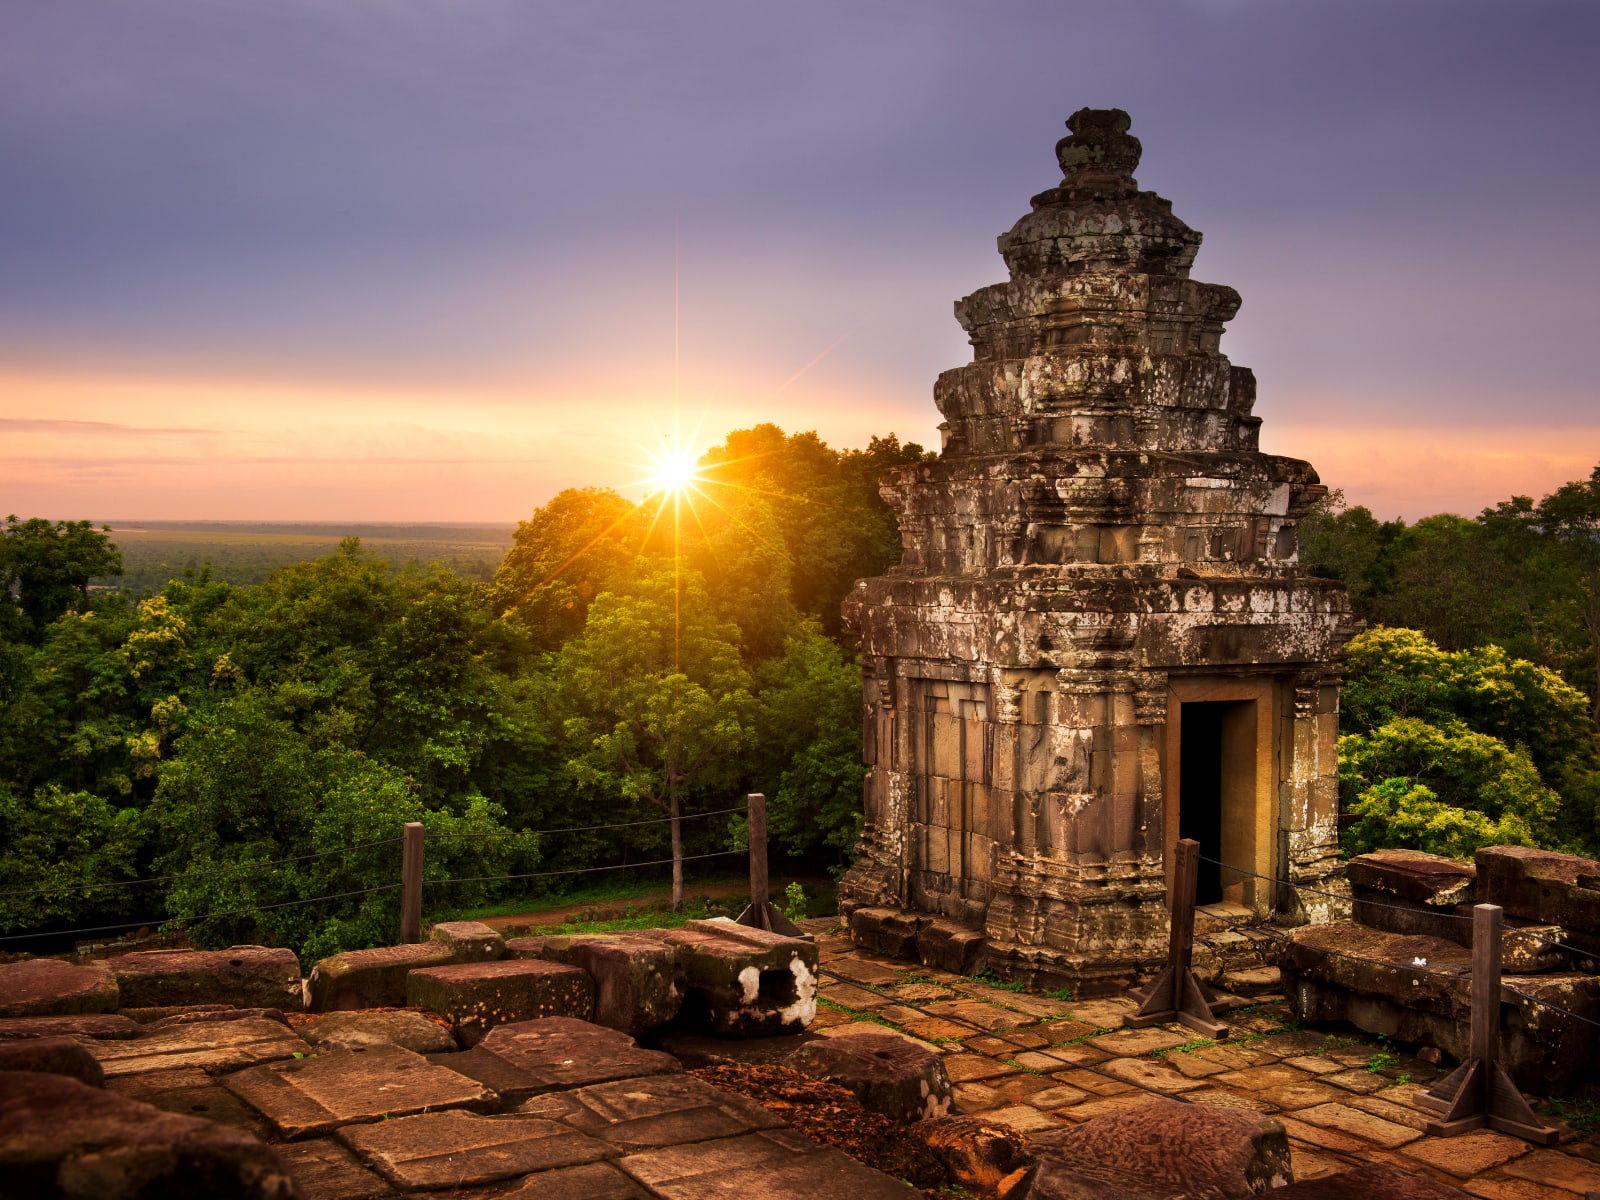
top-left (0, 418), bottom-right (220, 436)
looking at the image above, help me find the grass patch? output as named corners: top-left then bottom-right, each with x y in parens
top-left (1151, 1037), bottom-right (1215, 1060)
top-left (455, 872), bottom-right (749, 922)
top-left (970, 967), bottom-right (1027, 993)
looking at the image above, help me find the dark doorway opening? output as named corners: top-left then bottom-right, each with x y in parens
top-left (1179, 702), bottom-right (1226, 904)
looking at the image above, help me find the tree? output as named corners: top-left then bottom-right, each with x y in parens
top-left (547, 568), bottom-right (754, 909)
top-left (0, 516), bottom-right (123, 641)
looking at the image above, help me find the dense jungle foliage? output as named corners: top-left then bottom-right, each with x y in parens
top-left (1302, 464), bottom-right (1600, 860)
top-left (4, 448), bottom-right (1597, 958)
top-left (0, 426), bottom-right (929, 957)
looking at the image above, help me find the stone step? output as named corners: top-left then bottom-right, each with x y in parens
top-left (407, 958), bottom-right (595, 1045)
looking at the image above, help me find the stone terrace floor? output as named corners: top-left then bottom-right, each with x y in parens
top-left (800, 918), bottom-right (1600, 1199)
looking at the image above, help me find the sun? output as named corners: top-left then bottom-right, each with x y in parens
top-left (640, 438), bottom-right (703, 498)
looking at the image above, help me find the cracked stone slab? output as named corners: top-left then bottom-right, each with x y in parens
top-left (0, 1013), bottom-right (141, 1040)
top-left (432, 1017), bottom-right (680, 1103)
top-left (0, 958), bottom-right (118, 1018)
top-left (519, 1072), bottom-right (785, 1150)
top-left (339, 1109), bottom-right (610, 1190)
top-left (300, 1009), bottom-right (458, 1054)
top-left (276, 1137), bottom-right (396, 1200)
top-left (224, 1042), bottom-right (497, 1139)
top-left (500, 1160), bottom-right (647, 1198)
top-left (86, 1016), bottom-right (308, 1079)
top-left (620, 1127), bottom-right (919, 1199)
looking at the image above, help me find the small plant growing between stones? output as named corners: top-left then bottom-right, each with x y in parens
top-left (1151, 1037), bottom-right (1214, 1060)
top-left (1005, 1057), bottom-right (1042, 1076)
top-left (973, 966), bottom-right (1027, 993)
top-left (1043, 984), bottom-right (1075, 1002)
top-left (781, 881), bottom-right (807, 923)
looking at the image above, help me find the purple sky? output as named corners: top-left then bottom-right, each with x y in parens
top-left (3, 0), bottom-right (1597, 521)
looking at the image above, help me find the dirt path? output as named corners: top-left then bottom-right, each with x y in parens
top-left (474, 876), bottom-right (833, 932)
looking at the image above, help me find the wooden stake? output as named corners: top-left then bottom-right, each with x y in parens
top-left (400, 821), bottom-right (424, 944)
top-left (1125, 838), bottom-right (1230, 1039)
top-left (736, 793), bottom-right (805, 938)
top-left (1414, 904), bottom-right (1561, 1144)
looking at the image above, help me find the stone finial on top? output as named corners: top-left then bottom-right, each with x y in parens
top-left (1055, 107), bottom-right (1142, 184)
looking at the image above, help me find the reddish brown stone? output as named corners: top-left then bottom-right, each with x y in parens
top-left (0, 1036), bottom-right (105, 1087)
top-left (338, 1110), bottom-right (609, 1189)
top-left (536, 933), bottom-right (685, 1034)
top-left (108, 946), bottom-right (303, 1010)
top-left (0, 1071), bottom-right (298, 1198)
top-left (786, 1032), bottom-right (952, 1122)
top-left (86, 1016), bottom-right (308, 1080)
top-left (428, 920), bottom-right (506, 962)
top-left (915, 1114), bottom-right (1032, 1190)
top-left (1269, 1162), bottom-right (1470, 1198)
top-left (0, 958), bottom-right (118, 1018)
top-left (406, 958), bottom-right (594, 1045)
top-left (437, 1016), bottom-right (680, 1102)
top-left (300, 1008), bottom-right (457, 1054)
top-left (0, 1013), bottom-right (140, 1040)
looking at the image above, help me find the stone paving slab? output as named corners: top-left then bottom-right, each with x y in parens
top-left (1289, 1102), bottom-right (1423, 1150)
top-left (276, 1137), bottom-right (396, 1199)
top-left (1394, 1129), bottom-right (1532, 1178)
top-left (339, 1109), bottom-right (610, 1189)
top-left (407, 958), bottom-right (595, 1045)
top-left (86, 1015), bottom-right (308, 1078)
top-left (521, 1072), bottom-right (786, 1150)
top-left (301, 1008), bottom-right (459, 1054)
top-left (618, 1127), bottom-right (918, 1199)
top-left (500, 1160), bottom-right (648, 1198)
top-left (225, 1042), bottom-right (497, 1139)
top-left (435, 1016), bottom-right (681, 1102)
top-left (0, 1012), bottom-right (141, 1040)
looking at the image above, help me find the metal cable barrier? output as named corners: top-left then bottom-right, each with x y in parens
top-left (1, 804), bottom-right (751, 945)
top-left (1194, 852), bottom-right (1600, 1034)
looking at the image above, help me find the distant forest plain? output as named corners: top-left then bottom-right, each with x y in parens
top-left (101, 522), bottom-right (516, 591)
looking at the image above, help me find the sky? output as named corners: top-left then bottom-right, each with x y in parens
top-left (2, 0), bottom-right (1597, 523)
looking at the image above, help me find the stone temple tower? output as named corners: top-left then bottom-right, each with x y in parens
top-left (837, 109), bottom-right (1355, 993)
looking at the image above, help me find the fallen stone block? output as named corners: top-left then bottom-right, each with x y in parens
top-left (0, 1070), bottom-right (299, 1199)
top-left (0, 1013), bottom-right (140, 1040)
top-left (123, 1003), bottom-right (233, 1024)
top-left (86, 1016), bottom-right (309, 1080)
top-left (850, 907), bottom-right (926, 958)
top-left (786, 1031), bottom-right (952, 1121)
top-left (144, 1007), bottom-right (290, 1030)
top-left (1281, 920), bottom-right (1600, 1091)
top-left (300, 1008), bottom-right (458, 1054)
top-left (662, 918), bottom-right (818, 1036)
top-left (1348, 850), bottom-right (1477, 946)
top-left (225, 1042), bottom-right (497, 1139)
top-left (618, 1126), bottom-right (918, 1199)
top-left (0, 958), bottom-right (118, 1019)
top-left (1477, 845), bottom-right (1600, 954)
top-left (108, 945), bottom-right (303, 1010)
top-left (0, 1036), bottom-right (105, 1087)
top-left (521, 1071), bottom-right (785, 1150)
top-left (1016, 1095), bottom-right (1291, 1199)
top-left (407, 959), bottom-right (595, 1045)
top-left (537, 933), bottom-right (684, 1034)
top-left (505, 935), bottom-right (549, 958)
top-left (428, 919), bottom-right (506, 962)
top-left (916, 918), bottom-right (987, 975)
top-left (340, 1109), bottom-right (610, 1190)
top-left (1268, 1162), bottom-right (1470, 1198)
top-left (434, 1016), bottom-right (680, 1102)
top-left (304, 941), bottom-right (454, 1012)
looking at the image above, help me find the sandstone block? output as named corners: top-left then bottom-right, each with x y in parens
top-left (914, 1114), bottom-right (1031, 1191)
top-left (1477, 845), bottom-right (1600, 950)
top-left (501, 1160), bottom-right (646, 1198)
top-left (618, 1126), bottom-right (918, 1199)
top-left (144, 1007), bottom-right (291, 1030)
top-left (407, 958), bottom-right (595, 1045)
top-left (662, 918), bottom-right (818, 1036)
top-left (0, 1071), bottom-right (299, 1199)
top-left (537, 933), bottom-right (684, 1034)
top-left (850, 907), bottom-right (926, 958)
top-left (786, 1032), bottom-right (952, 1121)
top-left (428, 919), bottom-right (506, 962)
top-left (108, 945), bottom-right (303, 1010)
top-left (339, 1110), bottom-right (609, 1190)
top-left (1019, 1095), bottom-right (1291, 1198)
top-left (0, 1036), bottom-right (105, 1087)
top-left (505, 935), bottom-right (549, 958)
top-left (274, 1137), bottom-right (393, 1200)
top-left (523, 1072), bottom-right (785, 1150)
top-left (300, 1008), bottom-right (458, 1054)
top-left (86, 1016), bottom-right (309, 1080)
top-left (304, 940), bottom-right (454, 1012)
top-left (435, 1016), bottom-right (679, 1102)
top-left (0, 958), bottom-right (117, 1019)
top-left (225, 1043), bottom-right (497, 1139)
top-left (917, 919), bottom-right (987, 975)
top-left (0, 1013), bottom-right (140, 1040)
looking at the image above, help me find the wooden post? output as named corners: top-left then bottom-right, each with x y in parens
top-left (400, 821), bottom-right (424, 944)
top-left (735, 793), bottom-right (806, 938)
top-left (1125, 838), bottom-right (1230, 1039)
top-left (1414, 903), bottom-right (1560, 1143)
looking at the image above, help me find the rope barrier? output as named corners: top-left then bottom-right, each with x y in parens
top-left (422, 847), bottom-right (749, 887)
top-left (422, 805), bottom-right (746, 840)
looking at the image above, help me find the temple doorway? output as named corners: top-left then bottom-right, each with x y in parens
top-left (1177, 699), bottom-right (1257, 904)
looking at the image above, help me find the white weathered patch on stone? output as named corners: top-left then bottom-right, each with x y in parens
top-left (779, 954), bottom-right (816, 1028)
top-left (736, 966), bottom-right (760, 1005)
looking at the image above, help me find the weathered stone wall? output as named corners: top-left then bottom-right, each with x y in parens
top-left (839, 108), bottom-right (1355, 992)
